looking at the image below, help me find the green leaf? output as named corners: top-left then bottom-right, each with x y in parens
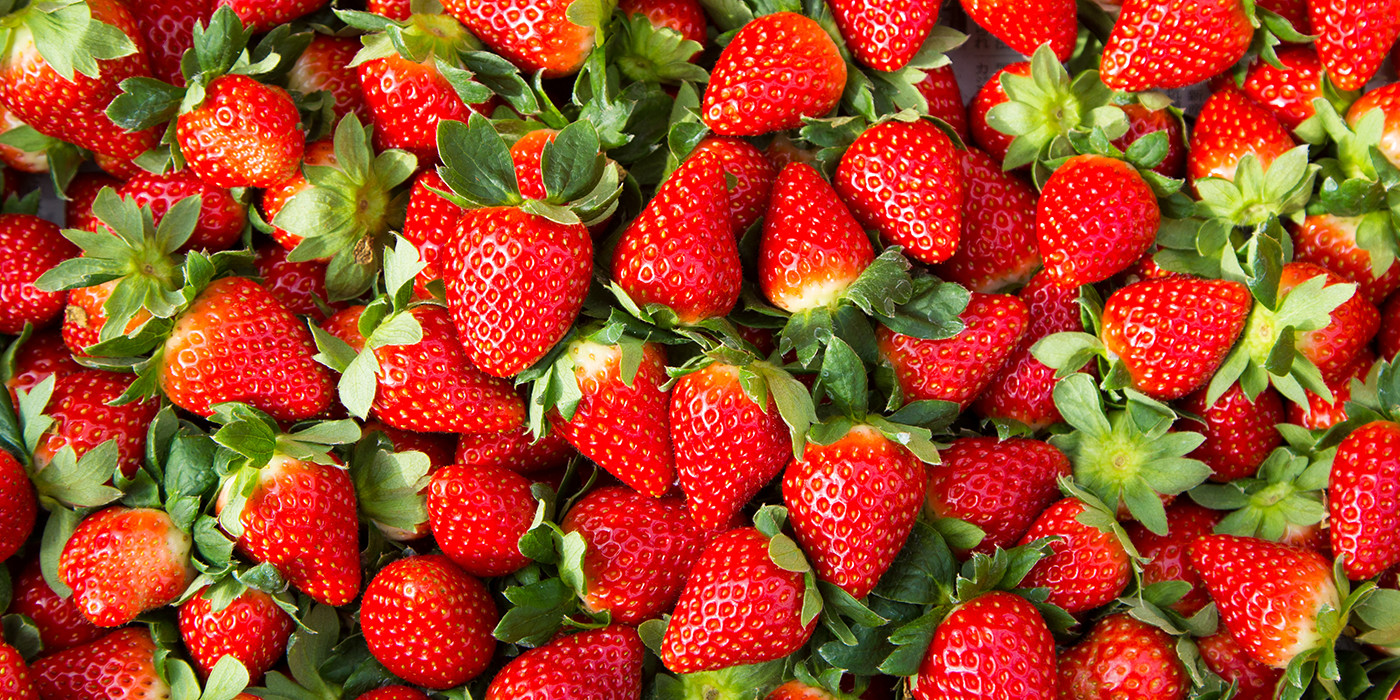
top-left (768, 533), bottom-right (810, 573)
top-left (200, 656), bottom-right (251, 700)
top-left (493, 578), bottom-right (577, 647)
top-left (819, 336), bottom-right (867, 416)
top-left (542, 122), bottom-right (603, 204)
top-left (436, 115), bottom-right (523, 207)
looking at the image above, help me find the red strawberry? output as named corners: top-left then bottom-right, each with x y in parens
top-left (6, 330), bottom-right (82, 399)
top-left (911, 592), bottom-right (1056, 700)
top-left (93, 152), bottom-right (144, 180)
top-left (1350, 82), bottom-right (1400, 169)
top-left (1190, 534), bottom-right (1340, 668)
top-left (59, 506), bottom-right (195, 627)
top-left (877, 292), bottom-right (1029, 409)
top-left (1309, 0), bottom-right (1400, 92)
top-left (427, 462), bottom-right (535, 577)
top-left (9, 558), bottom-right (104, 652)
top-left (359, 53), bottom-right (493, 165)
top-left (701, 12), bottom-right (845, 135)
top-left (915, 64), bottom-right (970, 143)
top-left (213, 0), bottom-right (324, 31)
top-left (61, 280), bottom-right (150, 355)
top-left (287, 34), bottom-right (369, 123)
top-left (1272, 262), bottom-right (1379, 383)
top-left (442, 0), bottom-right (595, 76)
top-left (1293, 213), bottom-right (1400, 306)
top-left (252, 243), bottom-right (338, 319)
top-left (128, 0), bottom-right (210, 85)
top-left (63, 174), bottom-right (123, 228)
top-left (33, 369), bottom-right (160, 481)
top-left (359, 689), bottom-right (431, 700)
top-left (1261, 0), bottom-right (1312, 30)
top-left (117, 169), bottom-right (246, 253)
top-left (486, 626), bottom-right (643, 700)
top-left (1385, 295), bottom-right (1400, 359)
top-left (1287, 350), bottom-right (1373, 429)
top-left (1056, 613), bottom-right (1189, 699)
top-left (361, 554), bottom-right (498, 689)
top-left (1100, 276), bottom-right (1252, 400)
top-left (402, 169), bottom-right (465, 293)
top-left (176, 74), bottom-right (306, 189)
top-left (1099, 0), bottom-right (1252, 91)
top-left (766, 681), bottom-right (838, 699)
top-left (1196, 632), bottom-right (1284, 700)
top-left (925, 437), bottom-right (1071, 555)
top-left (1113, 103), bottom-right (1189, 178)
top-left (619, 0), bottom-right (707, 43)
top-left (0, 214), bottom-right (78, 334)
top-left (509, 129), bottom-right (556, 200)
top-left (1188, 88), bottom-right (1296, 188)
top-left (661, 527), bottom-right (817, 673)
top-left (969, 62), bottom-right (1029, 164)
top-left (178, 586), bottom-right (294, 682)
top-left (364, 422), bottom-right (455, 468)
top-left (690, 135), bottom-right (778, 233)
top-left (973, 272), bottom-right (1083, 429)
top-left (1036, 154), bottom-right (1161, 286)
top-left (1124, 501), bottom-right (1221, 615)
top-left (829, 0), bottom-right (941, 71)
top-left (261, 138), bottom-right (334, 254)
top-left (1019, 498), bottom-right (1132, 614)
top-left (836, 119), bottom-right (963, 265)
top-left (0, 103), bottom-right (50, 174)
top-left (933, 147), bottom-right (1040, 293)
top-left (1179, 383), bottom-right (1283, 482)
top-left (1241, 46), bottom-right (1336, 130)
top-left (0, 640), bottom-right (37, 700)
top-left (759, 162), bottom-right (875, 313)
top-left (960, 0), bottom-right (1076, 60)
top-left (1330, 421), bottom-right (1400, 579)
top-left (0, 449), bottom-right (34, 563)
top-left (455, 427), bottom-right (574, 474)
top-left (32, 628), bottom-right (171, 700)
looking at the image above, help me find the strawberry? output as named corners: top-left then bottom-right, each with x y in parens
top-left (925, 437), bottom-right (1071, 555)
top-left (1179, 383), bottom-right (1283, 482)
top-left (1056, 613), bottom-right (1188, 699)
top-left (960, 0), bottom-right (1076, 60)
top-left (1196, 632), bottom-right (1284, 700)
top-left (829, 0), bottom-right (941, 71)
top-left (1241, 46), bottom-right (1339, 130)
top-left (0, 102), bottom-right (54, 174)
top-left (0, 214), bottom-right (77, 334)
top-left (933, 147), bottom-right (1040, 293)
top-left (427, 462), bottom-right (535, 577)
top-left (911, 591), bottom-right (1056, 699)
top-left (759, 162), bottom-right (875, 313)
top-left (64, 174), bottom-right (123, 228)
top-left (357, 50), bottom-right (492, 165)
top-left (32, 628), bottom-right (171, 700)
top-left (973, 272), bottom-right (1082, 429)
top-left (915, 64), bottom-right (970, 143)
top-left (287, 34), bottom-right (370, 123)
top-left (443, 0), bottom-right (596, 76)
top-left (486, 626), bottom-right (643, 700)
top-left (116, 169), bottom-right (246, 253)
top-left (1309, 0), bottom-right (1400, 92)
top-left (765, 681), bottom-right (837, 699)
top-left (361, 554), bottom-right (498, 689)
top-left (783, 424), bottom-right (926, 599)
top-left (401, 170), bottom-right (464, 294)
top-left (690, 135), bottom-right (779, 233)
top-left (1350, 82), bottom-right (1400, 169)
top-left (1188, 88), bottom-right (1296, 187)
top-left (1113, 102), bottom-right (1189, 178)
top-left (128, 0), bottom-right (210, 85)
top-left (508, 129), bottom-right (556, 200)
top-left (969, 62), bottom-right (1029, 164)
top-left (0, 641), bottom-right (37, 700)
top-left (1190, 534), bottom-right (1341, 668)
top-left (1263, 262), bottom-right (1378, 383)
top-left (214, 0), bottom-right (324, 31)
top-left (1099, 0), bottom-right (1252, 91)
top-left (33, 369), bottom-right (159, 481)
top-left (359, 689), bottom-right (431, 700)
top-left (1287, 350), bottom-right (1372, 429)
top-left (836, 119), bottom-right (963, 265)
top-left (6, 331), bottom-right (82, 399)
top-left (1385, 294), bottom-right (1400, 360)
top-left (9, 558), bottom-right (105, 652)
top-left (701, 12), bottom-right (845, 135)
top-left (1036, 154), bottom-right (1161, 286)
top-left (60, 506), bottom-right (195, 627)
top-left (1124, 501), bottom-right (1221, 615)
top-left (455, 427), bottom-right (574, 474)
top-left (178, 586), bottom-right (294, 682)
top-left (877, 292), bottom-right (1029, 409)
top-left (1018, 498), bottom-right (1132, 614)
top-left (1261, 0), bottom-right (1311, 30)
top-left (0, 449), bottom-right (34, 563)
top-left (260, 138), bottom-right (336, 254)
top-left (60, 280), bottom-right (150, 355)
top-left (177, 74), bottom-right (305, 188)
top-left (619, 0), bottom-right (707, 43)
top-left (1293, 212), bottom-right (1400, 306)
top-left (661, 527), bottom-right (817, 673)
top-left (252, 243), bottom-right (338, 319)
top-left (1330, 421), bottom-right (1400, 579)
top-left (93, 152), bottom-right (144, 180)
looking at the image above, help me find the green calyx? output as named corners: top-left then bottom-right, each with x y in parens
top-left (348, 430), bottom-right (432, 541)
top-left (0, 0), bottom-right (137, 82)
top-left (1189, 446), bottom-right (1329, 542)
top-left (608, 14), bottom-right (707, 85)
top-left (1193, 147), bottom-right (1318, 228)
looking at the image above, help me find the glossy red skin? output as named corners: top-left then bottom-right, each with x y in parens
top-left (252, 243), bottom-right (338, 319)
top-left (926, 437), bottom-right (1071, 556)
top-left (1019, 499), bottom-right (1132, 614)
top-left (402, 170), bottom-right (465, 294)
top-left (455, 427), bottom-right (574, 474)
top-left (783, 426), bottom-right (926, 599)
top-left (1260, 0), bottom-right (1310, 31)
top-left (1280, 262), bottom-right (1380, 383)
top-left (1383, 294), bottom-right (1400, 359)
top-left (970, 62), bottom-right (1029, 163)
top-left (361, 554), bottom-right (498, 689)
top-left (93, 152), bottom-right (145, 180)
top-left (0, 214), bottom-right (78, 334)
top-left (759, 162), bottom-right (874, 312)
top-left (959, 0), bottom-right (1075, 60)
top-left (117, 169), bottom-right (246, 253)
top-left (878, 292), bottom-right (1029, 409)
top-left (836, 119), bottom-right (962, 265)
top-left (934, 148), bottom-right (1040, 293)
top-left (178, 587), bottom-right (293, 682)
top-left (358, 54), bottom-right (490, 165)
top-left (59, 507), bottom-right (193, 628)
top-left (1113, 103), bottom-right (1188, 178)
top-left (33, 369), bottom-right (158, 480)
top-left (1330, 421), bottom-right (1400, 579)
top-left (161, 276), bottom-right (334, 422)
top-left (444, 206), bottom-right (593, 376)
top-left (1101, 277), bottom-right (1252, 400)
top-left (1188, 88), bottom-right (1297, 188)
top-left (701, 12), bottom-right (845, 135)
top-left (487, 626), bottom-right (644, 700)
top-left (766, 681), bottom-right (839, 700)
top-left (9, 558), bottom-right (105, 652)
top-left (32, 628), bottom-right (170, 700)
top-left (261, 138), bottom-right (335, 254)
top-left (0, 0), bottom-right (158, 160)
top-left (0, 102), bottom-right (47, 173)
top-left (691, 136), bottom-right (778, 233)
top-left (62, 280), bottom-right (151, 355)
top-left (367, 0), bottom-right (411, 19)
top-left (1179, 383), bottom-right (1283, 482)
top-left (359, 688), bottom-right (432, 700)
top-left (974, 273), bottom-right (1083, 429)
top-left (222, 455), bottom-right (361, 606)
top-left (1100, 0), bottom-right (1251, 91)
top-left (912, 592), bottom-right (1056, 700)
top-left (1350, 82), bottom-right (1400, 169)
top-left (213, 0), bottom-right (326, 31)
top-left (129, 0), bottom-right (210, 84)
top-left (672, 362), bottom-right (789, 533)
top-left (562, 486), bottom-right (705, 624)
top-left (1197, 633), bottom-right (1283, 700)
top-left (1125, 501), bottom-right (1221, 616)
top-left (1036, 154), bottom-right (1161, 286)
top-left (63, 173), bottom-right (122, 228)
top-left (1242, 46), bottom-right (1331, 130)
top-left (1294, 213), bottom-right (1400, 306)
top-left (661, 527), bottom-right (817, 674)
top-left (829, 0), bottom-right (940, 71)
top-left (288, 35), bottom-right (370, 123)
top-left (428, 462), bottom-right (535, 577)
top-left (177, 75), bottom-right (306, 189)
top-left (0, 641), bottom-right (37, 700)
top-left (0, 450), bottom-right (34, 563)
top-left (620, 0), bottom-right (707, 43)
top-left (1056, 613), bottom-right (1189, 699)
top-left (915, 64), bottom-right (970, 143)
top-left (509, 129), bottom-right (555, 200)
top-left (442, 0), bottom-right (595, 77)
top-left (1309, 0), bottom-right (1400, 92)
top-left (1288, 350), bottom-right (1372, 429)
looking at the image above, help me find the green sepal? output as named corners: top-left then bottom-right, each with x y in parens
top-left (19, 0), bottom-right (137, 82)
top-left (1189, 446), bottom-right (1330, 542)
top-left (347, 432), bottom-right (431, 539)
top-left (608, 14), bottom-right (706, 85)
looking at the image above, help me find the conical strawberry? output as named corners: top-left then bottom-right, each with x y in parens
top-left (701, 12), bottom-right (845, 135)
top-left (486, 626), bottom-right (643, 700)
top-left (60, 506), bottom-right (194, 627)
top-left (878, 292), bottom-right (1028, 409)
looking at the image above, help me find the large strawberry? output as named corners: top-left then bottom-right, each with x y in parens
top-left (913, 591), bottom-right (1055, 699)
top-left (31, 369), bottom-right (159, 480)
top-left (0, 214), bottom-right (78, 334)
top-left (487, 627), bottom-right (642, 700)
top-left (1036, 154), bottom-right (1161, 286)
top-left (1309, 0), bottom-right (1400, 92)
top-left (1240, 46), bottom-right (1343, 130)
top-left (128, 0), bottom-right (209, 85)
top-left (455, 427), bottom-right (573, 474)
top-left (178, 586), bottom-right (294, 682)
top-left (1057, 614), bottom-right (1189, 698)
top-left (5, 331), bottom-right (81, 399)
top-left (1099, 0), bottom-right (1252, 91)
top-left (1330, 421), bottom-right (1400, 580)
top-left (427, 462), bottom-right (535, 578)
top-left (0, 449), bottom-right (34, 563)
top-left (32, 628), bottom-right (172, 699)
top-left (1179, 383), bottom-right (1284, 482)
top-left (959, 0), bottom-right (1075, 60)
top-left (1188, 87), bottom-right (1296, 188)
top-left (1018, 498), bottom-right (1132, 614)
top-left (701, 12), bottom-right (845, 135)
top-left (759, 162), bottom-right (875, 313)
top-left (60, 506), bottom-right (195, 627)
top-left (924, 437), bottom-right (1071, 555)
top-left (877, 292), bottom-right (1028, 409)
top-left (933, 148), bottom-right (1040, 294)
top-left (0, 641), bottom-right (37, 700)
top-left (286, 34), bottom-right (368, 123)
top-left (916, 64), bottom-right (971, 142)
top-left (829, 0), bottom-right (941, 71)
top-left (442, 0), bottom-right (598, 77)
top-left (177, 73), bottom-right (305, 188)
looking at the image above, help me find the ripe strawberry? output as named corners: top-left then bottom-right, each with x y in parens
top-left (60, 506), bottom-right (195, 627)
top-left (1188, 88), bottom-right (1296, 187)
top-left (443, 0), bottom-right (596, 76)
top-left (261, 138), bottom-right (334, 254)
top-left (1179, 383), bottom-right (1283, 482)
top-left (0, 102), bottom-right (52, 174)
top-left (487, 626), bottom-right (643, 700)
top-left (1293, 213), bottom-right (1400, 306)
top-left (1124, 501), bottom-right (1221, 615)
top-left (117, 169), bottom-right (246, 253)
top-left (0, 640), bottom-right (37, 700)
top-left (877, 292), bottom-right (1029, 409)
top-left (33, 369), bottom-right (159, 480)
top-left (32, 628), bottom-right (171, 700)
top-left (361, 554), bottom-right (498, 689)
top-left (178, 586), bottom-right (294, 682)
top-left (969, 62), bottom-right (1029, 164)
top-left (1350, 82), bottom-right (1400, 169)
top-left (176, 74), bottom-right (306, 189)
top-left (911, 592), bottom-right (1056, 700)
top-left (1330, 421), bottom-right (1400, 579)
top-left (1385, 295), bottom-right (1400, 359)
top-left (661, 527), bottom-right (817, 673)
top-left (1269, 262), bottom-right (1379, 383)
top-left (1241, 46), bottom-right (1336, 130)
top-left (933, 148), bottom-right (1040, 293)
top-left (690, 135), bottom-right (778, 233)
top-left (427, 462), bottom-right (535, 577)
top-left (402, 170), bottom-right (464, 293)
top-left (974, 272), bottom-right (1083, 429)
top-left (1113, 102), bottom-right (1189, 178)
top-left (1100, 276), bottom-right (1252, 400)
top-left (128, 0), bottom-right (209, 85)
top-left (0, 214), bottom-right (76, 334)
top-left (287, 34), bottom-right (369, 123)
top-left (1287, 350), bottom-right (1372, 429)
top-left (1190, 534), bottom-right (1340, 668)
top-left (1057, 613), bottom-right (1188, 698)
top-left (1036, 154), bottom-right (1161, 286)
top-left (6, 331), bottom-right (81, 400)
top-left (701, 12), bottom-right (845, 135)
top-left (1018, 498), bottom-right (1132, 614)
top-left (829, 0), bottom-right (941, 71)
top-left (252, 243), bottom-right (337, 319)
top-left (1261, 0), bottom-right (1311, 30)
top-left (960, 0), bottom-right (1076, 60)
top-left (358, 52), bottom-right (492, 165)
top-left (1099, 0), bottom-right (1252, 91)
top-left (0, 449), bottom-right (34, 563)
top-left (1309, 0), bottom-right (1400, 92)
top-left (1196, 632), bottom-right (1284, 700)
top-left (358, 689), bottom-right (431, 700)
top-left (925, 437), bottom-right (1071, 555)
top-left (507, 129), bottom-right (555, 200)
top-left (455, 427), bottom-right (574, 474)
top-left (619, 0), bottom-right (707, 43)
top-left (218, 453), bottom-right (361, 606)
top-left (61, 279), bottom-right (150, 355)
top-left (915, 64), bottom-right (970, 143)
top-left (93, 152), bottom-right (144, 180)
top-left (836, 119), bottom-right (963, 265)
top-left (759, 162), bottom-right (875, 313)
top-left (766, 681), bottom-right (837, 699)
top-left (214, 0), bottom-right (324, 31)
top-left (64, 173), bottom-right (123, 228)
top-left (9, 558), bottom-right (105, 652)
top-left (612, 153), bottom-right (740, 323)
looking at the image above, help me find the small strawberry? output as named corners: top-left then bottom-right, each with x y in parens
top-left (829, 0), bottom-right (941, 71)
top-left (31, 369), bottom-right (159, 480)
top-left (128, 0), bottom-right (210, 85)
top-left (911, 591), bottom-right (1057, 700)
top-left (1241, 46), bottom-right (1343, 130)
top-left (1309, 0), bottom-right (1400, 92)
top-left (0, 214), bottom-right (78, 335)
top-left (765, 681), bottom-right (837, 699)
top-left (60, 506), bottom-right (195, 627)
top-left (1330, 421), bottom-right (1400, 579)
top-left (701, 12), bottom-right (845, 135)
top-left (1179, 383), bottom-right (1283, 482)
top-left (1188, 87), bottom-right (1296, 188)
top-left (427, 462), bottom-right (535, 577)
top-left (117, 169), bottom-right (247, 253)
top-left (1287, 350), bottom-right (1372, 429)
top-left (9, 558), bottom-right (105, 652)
top-left (455, 427), bottom-right (574, 474)
top-left (969, 62), bottom-right (1029, 164)
top-left (960, 0), bottom-right (1076, 60)
top-left (0, 640), bottom-right (37, 700)
top-left (1018, 498), bottom-right (1132, 614)
top-left (973, 272), bottom-right (1083, 429)
top-left (287, 34), bottom-right (370, 123)
top-left (1113, 102), bottom-right (1189, 178)
top-left (178, 586), bottom-right (294, 682)
top-left (877, 292), bottom-right (1029, 409)
top-left (1124, 501), bottom-right (1221, 615)
top-left (1293, 212), bottom-right (1400, 306)
top-left (443, 0), bottom-right (598, 77)
top-left (759, 162), bottom-right (875, 313)
top-left (1056, 613), bottom-right (1189, 699)
top-left (1196, 632), bottom-right (1284, 700)
top-left (925, 437), bottom-right (1071, 555)
top-left (690, 135), bottom-right (778, 233)
top-left (1099, 0), bottom-right (1252, 91)
top-left (252, 243), bottom-right (338, 319)
top-left (1036, 154), bottom-right (1161, 286)
top-left (619, 0), bottom-right (707, 43)
top-left (0, 449), bottom-right (34, 563)
top-left (32, 628), bottom-right (171, 700)
top-left (915, 64), bottom-right (971, 143)
top-left (486, 626), bottom-right (643, 700)
top-left (176, 74), bottom-right (306, 189)
top-left (933, 147), bottom-right (1040, 293)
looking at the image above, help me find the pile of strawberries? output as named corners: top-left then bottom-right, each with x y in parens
top-left (7, 0), bottom-right (1400, 696)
